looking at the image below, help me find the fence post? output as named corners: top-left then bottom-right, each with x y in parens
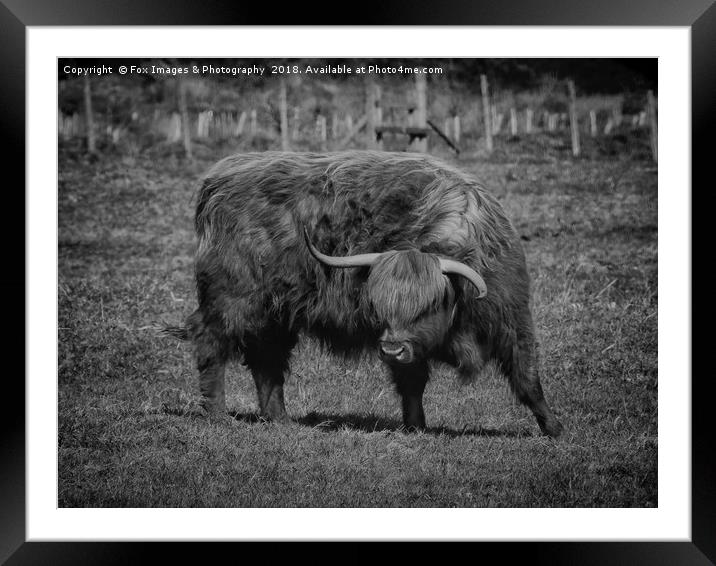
top-left (83, 75), bottom-right (96, 154)
top-left (647, 90), bottom-right (658, 162)
top-left (279, 79), bottom-right (289, 151)
top-left (250, 109), bottom-right (257, 136)
top-left (292, 107), bottom-right (300, 141)
top-left (177, 75), bottom-right (192, 159)
top-left (331, 112), bottom-right (339, 140)
top-left (509, 107), bottom-right (518, 137)
top-left (604, 118), bottom-right (614, 135)
top-left (480, 74), bottom-right (493, 153)
top-left (167, 113), bottom-right (181, 142)
top-left (493, 112), bottom-right (504, 135)
top-left (567, 80), bottom-right (581, 157)
top-left (236, 111), bottom-right (246, 135)
top-left (525, 108), bottom-right (533, 133)
top-left (453, 115), bottom-right (461, 143)
top-left (612, 107), bottom-right (622, 128)
top-left (375, 85), bottom-right (384, 150)
top-left (589, 110), bottom-right (597, 136)
top-left (409, 72), bottom-right (427, 152)
top-left (365, 76), bottom-right (377, 149)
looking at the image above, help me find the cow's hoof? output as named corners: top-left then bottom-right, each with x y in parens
top-left (541, 419), bottom-right (564, 439)
top-left (201, 400), bottom-right (227, 419)
top-left (259, 412), bottom-right (290, 425)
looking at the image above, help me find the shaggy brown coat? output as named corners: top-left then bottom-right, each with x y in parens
top-left (174, 150), bottom-right (562, 436)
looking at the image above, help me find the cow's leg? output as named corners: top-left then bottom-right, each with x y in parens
top-left (249, 358), bottom-right (288, 422)
top-left (244, 334), bottom-right (296, 423)
top-left (195, 330), bottom-right (229, 416)
top-left (390, 361), bottom-right (430, 431)
top-left (498, 328), bottom-right (563, 438)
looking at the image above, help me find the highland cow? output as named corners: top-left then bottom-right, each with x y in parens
top-left (169, 150), bottom-right (562, 437)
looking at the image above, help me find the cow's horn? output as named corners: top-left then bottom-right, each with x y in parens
top-left (303, 228), bottom-right (382, 268)
top-left (439, 258), bottom-right (488, 298)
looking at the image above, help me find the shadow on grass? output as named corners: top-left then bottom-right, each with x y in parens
top-left (156, 405), bottom-right (534, 439)
top-left (222, 409), bottom-right (533, 438)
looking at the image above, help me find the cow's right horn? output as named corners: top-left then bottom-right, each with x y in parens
top-left (304, 228), bottom-right (382, 268)
top-left (438, 258), bottom-right (488, 298)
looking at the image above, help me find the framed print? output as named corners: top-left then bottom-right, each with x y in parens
top-left (5, 0), bottom-right (712, 563)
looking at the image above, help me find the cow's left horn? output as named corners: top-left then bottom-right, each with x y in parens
top-left (439, 258), bottom-right (488, 298)
top-left (304, 228), bottom-right (382, 268)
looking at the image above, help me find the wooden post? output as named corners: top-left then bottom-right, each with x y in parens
top-left (509, 107), bottom-right (518, 137)
top-left (365, 76), bottom-right (377, 149)
top-left (444, 118), bottom-right (451, 139)
top-left (567, 80), bottom-right (580, 157)
top-left (331, 112), bottom-right (339, 139)
top-left (167, 113), bottom-right (181, 142)
top-left (196, 111), bottom-right (203, 138)
top-left (604, 118), bottom-right (614, 135)
top-left (480, 74), bottom-right (493, 152)
top-left (197, 111), bottom-right (211, 139)
top-left (279, 79), bottom-right (289, 151)
top-left (647, 90), bottom-right (658, 162)
top-left (453, 115), bottom-right (460, 143)
top-left (525, 108), bottom-right (533, 133)
top-left (292, 107), bottom-right (300, 141)
top-left (410, 72), bottom-right (427, 152)
top-left (493, 113), bottom-right (504, 135)
top-left (250, 109), bottom-right (257, 136)
top-left (375, 85), bottom-right (383, 150)
top-left (236, 111), bottom-right (246, 135)
top-left (589, 110), bottom-right (598, 136)
top-left (612, 107), bottom-right (622, 127)
top-left (83, 75), bottom-right (96, 154)
top-left (177, 75), bottom-right (192, 159)
top-left (374, 85), bottom-right (383, 126)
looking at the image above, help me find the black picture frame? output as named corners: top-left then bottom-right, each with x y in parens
top-left (3, 1), bottom-right (710, 563)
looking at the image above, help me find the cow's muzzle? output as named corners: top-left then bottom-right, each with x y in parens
top-left (379, 341), bottom-right (411, 364)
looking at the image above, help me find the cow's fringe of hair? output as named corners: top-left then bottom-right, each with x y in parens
top-left (365, 250), bottom-right (447, 325)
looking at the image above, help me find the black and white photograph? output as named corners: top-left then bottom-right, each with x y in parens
top-left (57, 57), bottom-right (659, 509)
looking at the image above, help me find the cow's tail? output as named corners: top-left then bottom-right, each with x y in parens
top-left (161, 310), bottom-right (203, 341)
top-left (161, 324), bottom-right (190, 341)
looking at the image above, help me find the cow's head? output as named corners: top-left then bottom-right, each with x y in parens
top-left (304, 229), bottom-right (487, 365)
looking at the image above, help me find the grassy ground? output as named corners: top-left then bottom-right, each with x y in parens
top-left (58, 134), bottom-right (657, 507)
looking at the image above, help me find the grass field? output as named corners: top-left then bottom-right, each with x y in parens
top-left (58, 134), bottom-right (657, 507)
